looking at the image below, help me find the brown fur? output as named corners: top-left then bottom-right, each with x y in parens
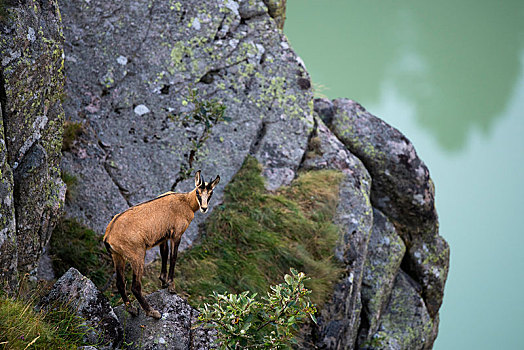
top-left (103, 171), bottom-right (219, 318)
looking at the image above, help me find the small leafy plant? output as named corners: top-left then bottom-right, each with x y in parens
top-left (197, 269), bottom-right (317, 350)
top-left (175, 87), bottom-right (228, 130)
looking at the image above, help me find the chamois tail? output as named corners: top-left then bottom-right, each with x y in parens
top-left (100, 240), bottom-right (116, 292)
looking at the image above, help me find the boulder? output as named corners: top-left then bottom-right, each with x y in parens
top-left (0, 106), bottom-right (17, 291)
top-left (114, 289), bottom-right (216, 349)
top-left (365, 271), bottom-right (436, 350)
top-left (263, 0), bottom-right (287, 30)
top-left (39, 268), bottom-right (123, 348)
top-left (322, 98), bottom-right (449, 318)
top-left (0, 0), bottom-right (66, 287)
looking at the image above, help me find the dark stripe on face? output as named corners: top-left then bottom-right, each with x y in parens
top-left (196, 190), bottom-right (202, 207)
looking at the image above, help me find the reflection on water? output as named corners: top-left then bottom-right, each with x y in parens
top-left (285, 0), bottom-right (524, 151)
top-left (285, 1), bottom-right (524, 349)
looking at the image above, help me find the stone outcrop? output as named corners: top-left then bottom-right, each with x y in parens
top-left (311, 98), bottom-right (449, 349)
top-left (114, 290), bottom-right (216, 350)
top-left (40, 269), bottom-right (214, 349)
top-left (0, 0), bottom-right (66, 291)
top-left (358, 209), bottom-right (405, 344)
top-left (38, 268), bottom-right (123, 348)
top-left (325, 98), bottom-right (450, 319)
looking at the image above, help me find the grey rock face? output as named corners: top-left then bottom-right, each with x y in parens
top-left (59, 0), bottom-right (313, 251)
top-left (358, 209), bottom-right (405, 346)
top-left (39, 268), bottom-right (123, 348)
top-left (367, 271), bottom-right (435, 350)
top-left (114, 289), bottom-right (216, 350)
top-left (0, 107), bottom-right (17, 292)
top-left (325, 98), bottom-right (449, 318)
top-left (0, 0), bottom-right (66, 288)
top-left (302, 117), bottom-right (373, 349)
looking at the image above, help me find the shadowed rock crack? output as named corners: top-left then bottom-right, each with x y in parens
top-left (0, 68), bottom-right (9, 158)
top-left (98, 140), bottom-right (132, 207)
top-left (188, 307), bottom-right (194, 350)
top-left (249, 120), bottom-right (268, 155)
top-left (297, 116), bottom-right (318, 171)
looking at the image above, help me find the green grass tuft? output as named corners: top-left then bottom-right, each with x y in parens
top-left (62, 121), bottom-right (84, 152)
top-left (60, 171), bottom-right (78, 202)
top-left (0, 292), bottom-right (86, 349)
top-left (50, 219), bottom-right (113, 289)
top-left (171, 156), bottom-right (344, 308)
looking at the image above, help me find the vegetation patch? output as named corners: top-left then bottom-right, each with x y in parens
top-left (62, 121), bottom-right (84, 152)
top-left (170, 156), bottom-right (344, 308)
top-left (198, 269), bottom-right (317, 349)
top-left (50, 219), bottom-right (113, 289)
top-left (0, 291), bottom-right (87, 349)
top-left (61, 171), bottom-right (78, 202)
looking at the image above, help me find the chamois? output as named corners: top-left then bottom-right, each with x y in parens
top-left (103, 170), bottom-right (220, 319)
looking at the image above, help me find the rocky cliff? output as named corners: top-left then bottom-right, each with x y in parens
top-left (0, 0), bottom-right (66, 292)
top-left (1, 0), bottom-right (449, 348)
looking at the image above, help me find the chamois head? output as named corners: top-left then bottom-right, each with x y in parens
top-left (194, 170), bottom-right (220, 213)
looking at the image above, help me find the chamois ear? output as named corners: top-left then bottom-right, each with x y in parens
top-left (210, 175), bottom-right (220, 189)
top-left (194, 170), bottom-right (203, 188)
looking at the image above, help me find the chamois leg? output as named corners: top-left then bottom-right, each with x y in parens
top-left (131, 262), bottom-right (161, 319)
top-left (167, 239), bottom-right (181, 293)
top-left (159, 241), bottom-right (169, 288)
top-left (113, 254), bottom-right (138, 316)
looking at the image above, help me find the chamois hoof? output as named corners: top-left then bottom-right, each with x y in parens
top-left (147, 309), bottom-right (162, 319)
top-left (168, 283), bottom-right (176, 294)
top-left (126, 304), bottom-right (139, 317)
top-left (159, 276), bottom-right (169, 288)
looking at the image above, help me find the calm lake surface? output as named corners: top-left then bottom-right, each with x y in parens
top-left (285, 1), bottom-right (524, 349)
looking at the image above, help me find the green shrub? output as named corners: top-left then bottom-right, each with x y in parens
top-left (198, 269), bottom-right (317, 349)
top-left (50, 219), bottom-right (113, 288)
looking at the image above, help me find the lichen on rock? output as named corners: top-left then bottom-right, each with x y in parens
top-left (38, 268), bottom-right (123, 348)
top-left (0, 0), bottom-right (66, 286)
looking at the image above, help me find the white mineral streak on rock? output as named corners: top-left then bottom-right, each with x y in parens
top-left (134, 104), bottom-right (150, 116)
top-left (225, 0), bottom-right (239, 16)
top-left (116, 55), bottom-right (128, 65)
top-left (192, 18), bottom-right (201, 30)
top-left (27, 27), bottom-right (36, 42)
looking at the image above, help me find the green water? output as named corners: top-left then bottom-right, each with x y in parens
top-left (285, 1), bottom-right (524, 349)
